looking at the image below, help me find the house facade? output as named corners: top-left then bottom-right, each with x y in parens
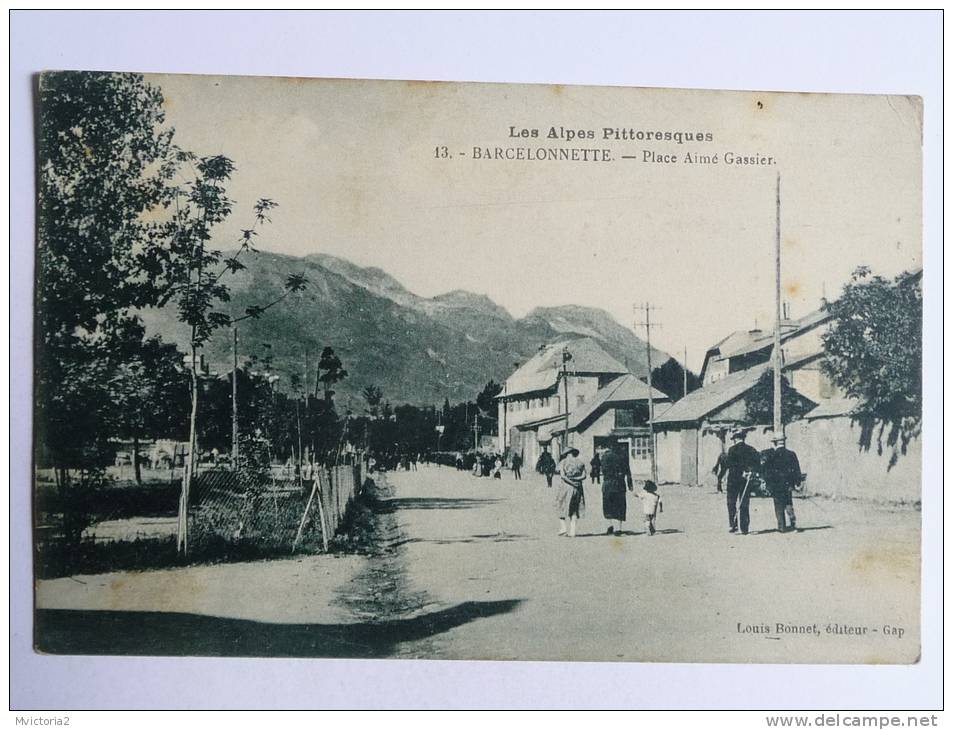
top-left (655, 304), bottom-right (841, 485)
top-left (497, 338), bottom-right (669, 479)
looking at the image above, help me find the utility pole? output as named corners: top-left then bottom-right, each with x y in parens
top-left (303, 349), bottom-right (310, 463)
top-left (683, 346), bottom-right (688, 399)
top-left (773, 173), bottom-right (783, 436)
top-left (636, 303), bottom-right (661, 483)
top-left (561, 346), bottom-right (572, 453)
top-left (501, 383), bottom-right (507, 452)
top-left (473, 413), bottom-right (479, 451)
top-left (231, 326), bottom-right (239, 466)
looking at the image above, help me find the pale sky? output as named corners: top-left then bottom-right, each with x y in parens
top-left (155, 74), bottom-right (922, 371)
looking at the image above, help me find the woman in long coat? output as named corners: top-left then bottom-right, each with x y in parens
top-left (600, 444), bottom-right (633, 535)
top-left (556, 447), bottom-right (587, 537)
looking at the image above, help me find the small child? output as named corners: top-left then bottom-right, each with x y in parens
top-left (639, 480), bottom-right (663, 535)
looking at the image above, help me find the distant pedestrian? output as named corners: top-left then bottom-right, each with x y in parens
top-left (589, 453), bottom-right (602, 484)
top-left (455, 452), bottom-right (464, 471)
top-left (511, 452), bottom-right (523, 480)
top-left (492, 455), bottom-right (503, 479)
top-left (536, 448), bottom-right (556, 488)
top-left (639, 480), bottom-right (663, 535)
top-left (556, 446), bottom-right (587, 537)
top-left (761, 432), bottom-right (802, 533)
top-left (600, 444), bottom-right (632, 534)
top-left (472, 454), bottom-right (482, 477)
top-left (722, 429), bottom-right (760, 535)
top-left (712, 450), bottom-right (729, 493)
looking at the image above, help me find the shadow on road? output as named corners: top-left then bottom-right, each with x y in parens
top-left (376, 497), bottom-right (504, 513)
top-left (571, 529), bottom-right (684, 538)
top-left (392, 533), bottom-right (535, 548)
top-left (35, 599), bottom-right (524, 657)
top-left (749, 525), bottom-right (834, 536)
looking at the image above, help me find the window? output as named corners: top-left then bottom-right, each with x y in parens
top-left (615, 409), bottom-right (636, 428)
top-left (576, 395), bottom-right (585, 406)
top-left (630, 435), bottom-right (651, 460)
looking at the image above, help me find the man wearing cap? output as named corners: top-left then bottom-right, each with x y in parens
top-left (761, 432), bottom-right (803, 533)
top-left (721, 429), bottom-right (760, 534)
top-left (556, 446), bottom-right (587, 537)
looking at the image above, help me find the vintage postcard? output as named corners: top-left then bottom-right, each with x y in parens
top-left (33, 73), bottom-right (922, 664)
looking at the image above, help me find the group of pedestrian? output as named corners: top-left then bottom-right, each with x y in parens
top-left (714, 429), bottom-right (803, 534)
top-left (552, 443), bottom-right (663, 538)
top-left (470, 452), bottom-right (505, 479)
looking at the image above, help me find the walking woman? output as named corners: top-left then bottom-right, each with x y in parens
top-left (556, 446), bottom-right (587, 537)
top-left (600, 443), bottom-right (632, 534)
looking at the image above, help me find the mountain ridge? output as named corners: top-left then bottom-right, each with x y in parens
top-left (139, 249), bottom-right (679, 407)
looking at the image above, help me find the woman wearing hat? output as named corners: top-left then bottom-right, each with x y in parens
top-left (556, 446), bottom-right (587, 537)
top-left (600, 443), bottom-right (633, 535)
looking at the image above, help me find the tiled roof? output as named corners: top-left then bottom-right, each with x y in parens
top-left (554, 374), bottom-right (670, 433)
top-left (500, 337), bottom-right (628, 398)
top-left (655, 364), bottom-right (769, 425)
top-left (705, 307), bottom-right (831, 364)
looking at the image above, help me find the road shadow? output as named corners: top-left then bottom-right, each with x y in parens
top-left (393, 533), bottom-right (535, 548)
top-left (749, 525), bottom-right (834, 536)
top-left (573, 528), bottom-right (683, 538)
top-left (376, 497), bottom-right (504, 513)
top-left (35, 599), bottom-right (523, 657)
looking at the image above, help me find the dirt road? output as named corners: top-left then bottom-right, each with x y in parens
top-left (373, 466), bottom-right (920, 663)
top-left (35, 465), bottom-right (919, 663)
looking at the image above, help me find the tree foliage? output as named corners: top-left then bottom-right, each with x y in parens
top-left (317, 347), bottom-right (348, 401)
top-left (476, 380), bottom-right (503, 415)
top-left (35, 71), bottom-right (308, 485)
top-left (743, 370), bottom-right (813, 426)
top-left (821, 267), bottom-right (922, 420)
top-left (36, 72), bottom-right (181, 472)
top-left (361, 385), bottom-right (384, 417)
top-left (651, 357), bottom-right (701, 400)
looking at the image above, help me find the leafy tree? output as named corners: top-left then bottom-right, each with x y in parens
top-left (651, 357), bottom-right (701, 400)
top-left (109, 332), bottom-right (191, 483)
top-left (36, 72), bottom-right (185, 555)
top-left (317, 347), bottom-right (348, 402)
top-left (743, 370), bottom-right (814, 426)
top-left (821, 267), bottom-right (922, 420)
top-left (361, 385), bottom-right (384, 417)
top-left (821, 268), bottom-right (922, 467)
top-left (476, 380), bottom-right (503, 414)
top-left (36, 72), bottom-right (179, 482)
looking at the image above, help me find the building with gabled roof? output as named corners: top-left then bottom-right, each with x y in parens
top-left (656, 302), bottom-right (838, 485)
top-left (497, 338), bottom-right (668, 479)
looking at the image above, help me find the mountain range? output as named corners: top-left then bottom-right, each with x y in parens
top-left (138, 250), bottom-right (676, 409)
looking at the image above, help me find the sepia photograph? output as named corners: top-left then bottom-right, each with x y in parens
top-left (31, 71), bottom-right (924, 666)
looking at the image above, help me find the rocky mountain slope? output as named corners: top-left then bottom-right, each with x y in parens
top-left (139, 250), bottom-right (677, 408)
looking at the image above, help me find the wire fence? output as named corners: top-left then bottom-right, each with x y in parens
top-left (35, 456), bottom-right (367, 579)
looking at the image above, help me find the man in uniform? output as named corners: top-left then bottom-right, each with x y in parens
top-left (719, 429), bottom-right (760, 534)
top-left (760, 432), bottom-right (802, 533)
